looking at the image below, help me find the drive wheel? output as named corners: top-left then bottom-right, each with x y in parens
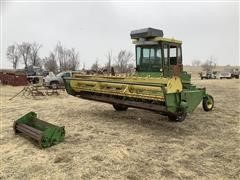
top-left (202, 95), bottom-right (214, 111)
top-left (168, 111), bottom-right (187, 122)
top-left (113, 104), bottom-right (128, 111)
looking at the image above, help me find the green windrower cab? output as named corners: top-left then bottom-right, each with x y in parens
top-left (64, 28), bottom-right (214, 122)
top-left (13, 112), bottom-right (65, 148)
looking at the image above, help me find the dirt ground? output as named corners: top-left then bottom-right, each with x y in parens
top-left (1, 78), bottom-right (240, 179)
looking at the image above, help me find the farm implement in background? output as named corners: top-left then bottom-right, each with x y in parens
top-left (199, 68), bottom-right (239, 80)
top-left (13, 112), bottom-right (65, 148)
top-left (9, 84), bottom-right (64, 100)
top-left (8, 72), bottom-right (67, 100)
top-left (219, 68), bottom-right (239, 79)
top-left (199, 71), bottom-right (217, 80)
top-left (64, 28), bottom-right (214, 122)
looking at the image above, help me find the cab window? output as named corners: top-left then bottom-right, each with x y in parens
top-left (136, 46), bottom-right (163, 71)
top-left (170, 46), bottom-right (177, 65)
top-left (136, 47), bottom-right (141, 65)
top-left (156, 48), bottom-right (161, 58)
top-left (177, 47), bottom-right (182, 63)
top-left (150, 48), bottom-right (155, 59)
top-left (163, 45), bottom-right (168, 65)
top-left (143, 48), bottom-right (150, 63)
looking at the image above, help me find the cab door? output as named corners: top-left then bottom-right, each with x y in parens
top-left (163, 43), bottom-right (181, 77)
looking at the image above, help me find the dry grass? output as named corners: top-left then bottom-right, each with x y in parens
top-left (1, 76), bottom-right (240, 179)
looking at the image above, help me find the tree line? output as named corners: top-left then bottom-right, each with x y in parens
top-left (7, 42), bottom-right (42, 69)
top-left (90, 50), bottom-right (134, 74)
top-left (6, 42), bottom-right (134, 74)
top-left (6, 42), bottom-right (80, 74)
top-left (7, 42), bottom-right (221, 74)
top-left (192, 55), bottom-right (218, 72)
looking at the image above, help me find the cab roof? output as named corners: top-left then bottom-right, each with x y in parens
top-left (132, 36), bottom-right (182, 45)
top-left (130, 28), bottom-right (182, 45)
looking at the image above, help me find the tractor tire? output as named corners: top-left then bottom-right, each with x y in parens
top-left (168, 111), bottom-right (187, 122)
top-left (113, 104), bottom-right (128, 111)
top-left (202, 95), bottom-right (214, 111)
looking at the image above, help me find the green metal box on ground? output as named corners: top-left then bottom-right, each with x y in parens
top-left (13, 112), bottom-right (65, 148)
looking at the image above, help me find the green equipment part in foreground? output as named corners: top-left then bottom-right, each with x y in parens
top-left (13, 112), bottom-right (65, 148)
top-left (63, 27), bottom-right (214, 122)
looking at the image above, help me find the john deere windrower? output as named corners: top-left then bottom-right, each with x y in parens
top-left (64, 28), bottom-right (214, 122)
top-left (14, 112), bottom-right (65, 148)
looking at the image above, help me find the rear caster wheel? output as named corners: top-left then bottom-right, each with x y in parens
top-left (168, 111), bottom-right (187, 122)
top-left (202, 95), bottom-right (214, 111)
top-left (113, 104), bottom-right (128, 111)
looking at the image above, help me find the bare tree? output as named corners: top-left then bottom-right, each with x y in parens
top-left (6, 44), bottom-right (20, 69)
top-left (201, 56), bottom-right (217, 72)
top-left (61, 49), bottom-right (70, 71)
top-left (29, 42), bottom-right (42, 66)
top-left (67, 48), bottom-right (80, 71)
top-left (17, 42), bottom-right (31, 68)
top-left (192, 59), bottom-right (201, 66)
top-left (54, 42), bottom-right (80, 71)
top-left (91, 59), bottom-right (99, 71)
top-left (105, 50), bottom-right (113, 73)
top-left (43, 52), bottom-right (58, 74)
top-left (115, 50), bottom-right (133, 73)
top-left (82, 61), bottom-right (86, 70)
top-left (54, 42), bottom-right (65, 71)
